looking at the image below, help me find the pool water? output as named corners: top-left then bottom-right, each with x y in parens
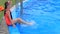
top-left (8, 0), bottom-right (60, 34)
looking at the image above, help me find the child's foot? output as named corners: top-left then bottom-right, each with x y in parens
top-left (28, 22), bottom-right (33, 25)
top-left (27, 21), bottom-right (35, 26)
top-left (28, 20), bottom-right (36, 26)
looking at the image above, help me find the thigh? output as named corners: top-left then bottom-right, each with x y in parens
top-left (11, 19), bottom-right (18, 24)
top-left (12, 18), bottom-right (22, 24)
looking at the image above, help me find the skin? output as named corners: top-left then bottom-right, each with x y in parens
top-left (6, 7), bottom-right (33, 27)
top-left (5, 0), bottom-right (33, 27)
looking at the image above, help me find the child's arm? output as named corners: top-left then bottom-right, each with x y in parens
top-left (7, 10), bottom-right (12, 21)
top-left (7, 10), bottom-right (15, 27)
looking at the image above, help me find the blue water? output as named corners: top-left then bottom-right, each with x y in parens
top-left (8, 0), bottom-right (60, 34)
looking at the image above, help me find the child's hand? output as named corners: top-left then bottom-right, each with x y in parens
top-left (11, 20), bottom-right (16, 27)
top-left (12, 21), bottom-right (16, 27)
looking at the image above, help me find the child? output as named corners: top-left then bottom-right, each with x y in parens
top-left (4, 0), bottom-right (33, 27)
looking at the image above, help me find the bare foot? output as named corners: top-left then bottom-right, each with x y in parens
top-left (27, 22), bottom-right (34, 26)
top-left (28, 20), bottom-right (36, 26)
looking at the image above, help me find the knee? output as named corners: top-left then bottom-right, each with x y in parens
top-left (17, 18), bottom-right (20, 20)
top-left (17, 18), bottom-right (21, 21)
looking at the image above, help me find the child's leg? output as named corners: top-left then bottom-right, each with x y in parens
top-left (17, 18), bottom-right (33, 25)
top-left (12, 18), bottom-right (33, 26)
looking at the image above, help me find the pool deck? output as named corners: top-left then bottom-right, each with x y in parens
top-left (0, 17), bottom-right (9, 34)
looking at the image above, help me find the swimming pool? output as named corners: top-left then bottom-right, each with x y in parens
top-left (8, 0), bottom-right (60, 34)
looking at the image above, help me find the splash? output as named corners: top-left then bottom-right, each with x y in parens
top-left (21, 20), bottom-right (39, 29)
